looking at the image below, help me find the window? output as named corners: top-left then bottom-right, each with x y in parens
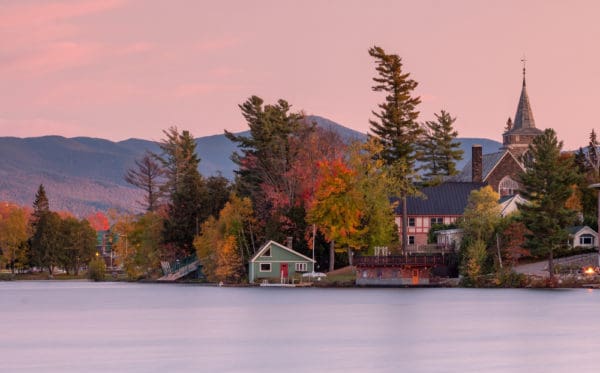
top-left (408, 218), bottom-right (416, 227)
top-left (430, 217), bottom-right (443, 226)
top-left (499, 176), bottom-right (520, 196)
top-left (408, 236), bottom-right (415, 245)
top-left (259, 263), bottom-right (271, 272)
top-left (263, 248), bottom-right (271, 257)
top-left (295, 262), bottom-right (307, 272)
top-left (580, 235), bottom-right (594, 245)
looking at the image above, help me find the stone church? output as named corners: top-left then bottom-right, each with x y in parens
top-left (396, 68), bottom-right (544, 247)
top-left (451, 67), bottom-right (544, 196)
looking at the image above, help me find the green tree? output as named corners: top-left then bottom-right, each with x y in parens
top-left (347, 139), bottom-right (397, 251)
top-left (155, 127), bottom-right (207, 258)
top-left (59, 217), bottom-right (97, 275)
top-left (203, 174), bottom-right (232, 219)
top-left (368, 45), bottom-right (423, 250)
top-left (0, 206), bottom-right (29, 273)
top-left (518, 128), bottom-right (580, 278)
top-left (226, 96), bottom-right (311, 243)
top-left (31, 184), bottom-right (49, 229)
top-left (420, 110), bottom-right (464, 181)
top-left (30, 211), bottom-right (63, 275)
top-left (124, 152), bottom-right (164, 212)
top-left (463, 239), bottom-right (488, 286)
top-left (125, 212), bottom-right (163, 280)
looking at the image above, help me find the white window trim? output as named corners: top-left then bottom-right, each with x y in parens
top-left (259, 263), bottom-right (272, 272)
top-left (295, 262), bottom-right (308, 271)
top-left (263, 248), bottom-right (272, 257)
top-left (408, 235), bottom-right (415, 245)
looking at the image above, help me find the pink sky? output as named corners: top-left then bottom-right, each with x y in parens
top-left (1, 0), bottom-right (599, 149)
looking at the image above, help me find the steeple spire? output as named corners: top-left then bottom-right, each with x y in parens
top-left (513, 58), bottom-right (535, 130)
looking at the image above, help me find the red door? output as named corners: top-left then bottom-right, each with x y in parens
top-left (281, 263), bottom-right (289, 279)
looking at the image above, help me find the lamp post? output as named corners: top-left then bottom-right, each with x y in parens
top-left (589, 183), bottom-right (600, 267)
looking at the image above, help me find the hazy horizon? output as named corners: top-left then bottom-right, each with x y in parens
top-left (2, 0), bottom-right (598, 149)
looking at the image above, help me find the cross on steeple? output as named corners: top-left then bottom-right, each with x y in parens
top-left (521, 56), bottom-right (527, 82)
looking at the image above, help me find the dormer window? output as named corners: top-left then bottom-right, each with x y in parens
top-left (263, 248), bottom-right (271, 257)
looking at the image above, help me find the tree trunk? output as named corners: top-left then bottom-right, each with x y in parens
top-left (329, 240), bottom-right (335, 272)
top-left (347, 247), bottom-right (353, 266)
top-left (548, 249), bottom-right (554, 279)
top-left (402, 194), bottom-right (408, 252)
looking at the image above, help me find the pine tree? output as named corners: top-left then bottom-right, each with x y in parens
top-left (155, 127), bottom-right (206, 258)
top-left (420, 110), bottom-right (464, 181)
top-left (225, 96), bottom-right (312, 242)
top-left (518, 129), bottom-right (580, 279)
top-left (368, 45), bottom-right (423, 250)
top-left (31, 184), bottom-right (49, 228)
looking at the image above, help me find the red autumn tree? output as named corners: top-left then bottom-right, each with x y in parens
top-left (86, 211), bottom-right (109, 231)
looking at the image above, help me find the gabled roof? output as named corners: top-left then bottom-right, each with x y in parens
top-left (250, 240), bottom-right (316, 263)
top-left (499, 194), bottom-right (527, 216)
top-left (450, 151), bottom-right (523, 183)
top-left (394, 182), bottom-right (486, 216)
top-left (567, 226), bottom-right (597, 235)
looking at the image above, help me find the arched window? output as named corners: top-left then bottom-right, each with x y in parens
top-left (499, 176), bottom-right (519, 196)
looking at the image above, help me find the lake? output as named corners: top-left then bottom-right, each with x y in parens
top-left (1, 281), bottom-right (599, 372)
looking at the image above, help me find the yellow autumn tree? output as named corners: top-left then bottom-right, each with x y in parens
top-left (0, 205), bottom-right (29, 273)
top-left (215, 235), bottom-right (244, 283)
top-left (460, 186), bottom-right (501, 242)
top-left (194, 194), bottom-right (256, 283)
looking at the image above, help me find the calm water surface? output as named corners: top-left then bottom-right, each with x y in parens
top-left (1, 281), bottom-right (599, 372)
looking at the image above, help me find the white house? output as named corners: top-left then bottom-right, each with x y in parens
top-left (567, 226), bottom-right (598, 249)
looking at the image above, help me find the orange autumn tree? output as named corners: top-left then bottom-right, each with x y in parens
top-left (307, 159), bottom-right (367, 271)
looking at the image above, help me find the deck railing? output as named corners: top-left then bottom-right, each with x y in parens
top-left (354, 254), bottom-right (448, 267)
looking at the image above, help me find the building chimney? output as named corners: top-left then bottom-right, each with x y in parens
top-left (472, 145), bottom-right (483, 183)
top-left (286, 236), bottom-right (293, 250)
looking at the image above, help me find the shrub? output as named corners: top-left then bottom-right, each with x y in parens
top-left (87, 256), bottom-right (106, 281)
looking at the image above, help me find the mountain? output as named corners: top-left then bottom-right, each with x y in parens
top-left (0, 116), bottom-right (500, 216)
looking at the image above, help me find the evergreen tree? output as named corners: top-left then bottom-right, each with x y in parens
top-left (518, 129), bottom-right (580, 279)
top-left (124, 152), bottom-right (164, 212)
top-left (368, 45), bottom-right (423, 250)
top-left (420, 110), bottom-right (464, 181)
top-left (31, 184), bottom-right (49, 228)
top-left (225, 96), bottom-right (311, 242)
top-left (30, 211), bottom-right (63, 275)
top-left (155, 127), bottom-right (206, 258)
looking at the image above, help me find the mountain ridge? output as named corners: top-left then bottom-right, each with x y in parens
top-left (0, 116), bottom-right (501, 216)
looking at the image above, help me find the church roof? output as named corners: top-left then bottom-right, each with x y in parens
top-left (449, 151), bottom-right (508, 182)
top-left (506, 68), bottom-right (542, 135)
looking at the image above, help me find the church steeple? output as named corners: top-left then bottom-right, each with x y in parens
top-left (501, 60), bottom-right (543, 158)
top-left (512, 59), bottom-right (536, 130)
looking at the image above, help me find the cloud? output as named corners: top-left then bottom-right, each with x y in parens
top-left (1, 42), bottom-right (100, 75)
top-left (0, 0), bottom-right (126, 29)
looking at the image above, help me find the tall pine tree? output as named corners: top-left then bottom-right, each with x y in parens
top-left (368, 45), bottom-right (423, 250)
top-left (518, 128), bottom-right (580, 279)
top-left (420, 110), bottom-right (464, 181)
top-left (155, 127), bottom-right (206, 258)
top-left (31, 184), bottom-right (49, 228)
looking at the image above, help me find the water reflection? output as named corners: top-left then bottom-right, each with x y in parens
top-left (1, 282), bottom-right (599, 372)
